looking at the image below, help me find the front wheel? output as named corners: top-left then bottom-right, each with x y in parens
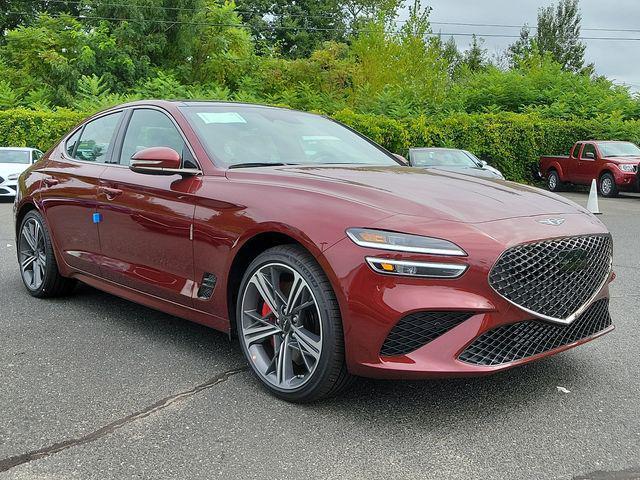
top-left (236, 245), bottom-right (352, 402)
top-left (598, 172), bottom-right (619, 197)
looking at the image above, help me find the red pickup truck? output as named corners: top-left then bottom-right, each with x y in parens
top-left (540, 140), bottom-right (640, 197)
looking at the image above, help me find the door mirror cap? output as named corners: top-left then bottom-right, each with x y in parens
top-left (394, 153), bottom-right (409, 166)
top-left (130, 147), bottom-right (200, 176)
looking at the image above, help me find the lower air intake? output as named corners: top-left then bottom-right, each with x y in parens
top-left (380, 311), bottom-right (474, 357)
top-left (458, 298), bottom-right (611, 366)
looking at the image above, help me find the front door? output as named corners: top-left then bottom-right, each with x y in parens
top-left (577, 143), bottom-right (600, 185)
top-left (96, 108), bottom-right (198, 307)
top-left (40, 110), bottom-right (124, 276)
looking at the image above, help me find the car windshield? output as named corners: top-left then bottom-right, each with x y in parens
top-left (597, 142), bottom-right (640, 157)
top-left (410, 149), bottom-right (478, 168)
top-left (0, 150), bottom-right (30, 164)
top-left (180, 105), bottom-right (399, 168)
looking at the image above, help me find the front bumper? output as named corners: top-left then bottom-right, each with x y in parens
top-left (0, 179), bottom-right (18, 196)
top-left (613, 169), bottom-right (640, 192)
top-left (322, 216), bottom-right (614, 380)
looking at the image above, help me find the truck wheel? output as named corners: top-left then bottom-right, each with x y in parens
top-left (598, 173), bottom-right (619, 197)
top-left (547, 170), bottom-right (562, 192)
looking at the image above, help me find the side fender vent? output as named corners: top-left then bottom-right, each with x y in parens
top-left (197, 273), bottom-right (217, 299)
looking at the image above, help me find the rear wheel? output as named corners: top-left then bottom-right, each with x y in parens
top-left (236, 245), bottom-right (352, 402)
top-left (18, 210), bottom-right (76, 297)
top-left (547, 170), bottom-right (562, 192)
top-left (598, 172), bottom-right (619, 197)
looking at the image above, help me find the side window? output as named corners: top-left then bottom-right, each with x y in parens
top-left (74, 111), bottom-right (123, 163)
top-left (119, 109), bottom-right (187, 166)
top-left (66, 130), bottom-right (81, 157)
top-left (572, 143), bottom-right (582, 158)
top-left (581, 144), bottom-right (597, 160)
top-left (31, 150), bottom-right (40, 163)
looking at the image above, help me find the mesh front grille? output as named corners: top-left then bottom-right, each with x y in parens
top-left (380, 311), bottom-right (474, 357)
top-left (489, 235), bottom-right (612, 321)
top-left (458, 298), bottom-right (611, 366)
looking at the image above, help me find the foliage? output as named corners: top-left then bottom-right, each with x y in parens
top-left (509, 0), bottom-right (592, 74)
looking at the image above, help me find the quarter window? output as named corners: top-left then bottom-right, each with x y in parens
top-left (572, 143), bottom-right (582, 158)
top-left (74, 112), bottom-right (123, 163)
top-left (66, 130), bottom-right (81, 157)
top-left (119, 109), bottom-right (186, 166)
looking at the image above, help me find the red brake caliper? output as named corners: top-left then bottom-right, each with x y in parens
top-left (261, 302), bottom-right (276, 349)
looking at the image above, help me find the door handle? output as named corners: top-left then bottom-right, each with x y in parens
top-left (43, 178), bottom-right (59, 187)
top-left (99, 186), bottom-right (123, 200)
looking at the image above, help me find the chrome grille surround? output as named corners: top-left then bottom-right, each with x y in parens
top-left (489, 234), bottom-right (613, 325)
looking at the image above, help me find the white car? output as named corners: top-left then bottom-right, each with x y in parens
top-left (0, 147), bottom-right (43, 197)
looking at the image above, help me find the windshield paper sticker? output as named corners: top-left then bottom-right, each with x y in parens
top-left (196, 112), bottom-right (247, 124)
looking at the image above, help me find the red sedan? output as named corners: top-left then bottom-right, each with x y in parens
top-left (14, 101), bottom-right (614, 402)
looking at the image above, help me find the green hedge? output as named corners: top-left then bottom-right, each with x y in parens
top-left (0, 108), bottom-right (84, 154)
top-left (4, 107), bottom-right (640, 183)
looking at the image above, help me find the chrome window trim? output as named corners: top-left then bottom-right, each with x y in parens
top-left (60, 106), bottom-right (203, 173)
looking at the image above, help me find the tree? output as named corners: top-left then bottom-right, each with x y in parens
top-left (234, 0), bottom-right (346, 58)
top-left (508, 0), bottom-right (592, 74)
top-left (462, 35), bottom-right (488, 72)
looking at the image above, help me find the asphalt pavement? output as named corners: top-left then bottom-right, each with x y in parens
top-left (0, 191), bottom-right (639, 480)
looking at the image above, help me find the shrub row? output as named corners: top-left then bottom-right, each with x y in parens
top-left (4, 107), bottom-right (640, 183)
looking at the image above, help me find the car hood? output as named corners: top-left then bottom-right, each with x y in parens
top-left (421, 165), bottom-right (502, 179)
top-left (226, 165), bottom-right (590, 224)
top-left (0, 162), bottom-right (30, 179)
top-left (603, 156), bottom-right (640, 164)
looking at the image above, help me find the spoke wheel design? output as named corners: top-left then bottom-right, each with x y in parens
top-left (19, 217), bottom-right (47, 290)
top-left (601, 177), bottom-right (612, 195)
top-left (240, 262), bottom-right (323, 391)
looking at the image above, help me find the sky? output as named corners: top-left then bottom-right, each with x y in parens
top-left (408, 0), bottom-right (640, 89)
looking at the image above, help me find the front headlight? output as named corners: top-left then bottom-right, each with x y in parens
top-left (618, 164), bottom-right (637, 173)
top-left (7, 173), bottom-right (19, 181)
top-left (346, 228), bottom-right (467, 256)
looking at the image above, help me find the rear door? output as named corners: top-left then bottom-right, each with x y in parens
top-left (95, 107), bottom-right (199, 306)
top-left (564, 143), bottom-right (582, 182)
top-left (40, 110), bottom-right (124, 276)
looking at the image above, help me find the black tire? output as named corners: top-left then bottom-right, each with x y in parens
top-left (598, 172), bottom-right (619, 198)
top-left (17, 210), bottom-right (76, 298)
top-left (547, 170), bottom-right (562, 192)
top-left (236, 245), bottom-right (353, 402)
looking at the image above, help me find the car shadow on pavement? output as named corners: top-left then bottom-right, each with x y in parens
top-left (7, 274), bottom-right (599, 428)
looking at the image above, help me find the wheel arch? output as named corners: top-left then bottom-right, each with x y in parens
top-left (14, 201), bottom-right (39, 238)
top-left (225, 228), bottom-right (342, 337)
top-left (547, 164), bottom-right (563, 180)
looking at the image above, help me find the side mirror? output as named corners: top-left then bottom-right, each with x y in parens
top-left (584, 151), bottom-right (596, 160)
top-left (130, 147), bottom-right (198, 176)
top-left (480, 159), bottom-right (488, 167)
top-left (394, 153), bottom-right (409, 166)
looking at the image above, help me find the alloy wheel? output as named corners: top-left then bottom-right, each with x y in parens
top-left (601, 177), bottom-right (612, 196)
top-left (240, 262), bottom-right (323, 391)
top-left (19, 217), bottom-right (46, 290)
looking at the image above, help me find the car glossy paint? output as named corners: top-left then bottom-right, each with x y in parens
top-left (14, 100), bottom-right (614, 380)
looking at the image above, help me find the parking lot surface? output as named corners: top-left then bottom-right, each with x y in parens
top-left (0, 191), bottom-right (639, 480)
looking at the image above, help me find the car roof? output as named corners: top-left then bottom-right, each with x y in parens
top-left (115, 99), bottom-right (295, 111)
top-left (0, 147), bottom-right (36, 151)
top-left (409, 147), bottom-right (465, 152)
